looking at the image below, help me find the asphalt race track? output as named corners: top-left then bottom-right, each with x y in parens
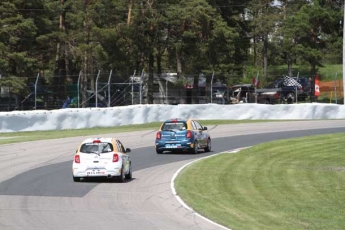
top-left (0, 120), bottom-right (345, 230)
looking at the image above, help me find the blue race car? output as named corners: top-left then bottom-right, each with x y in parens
top-left (155, 118), bottom-right (211, 154)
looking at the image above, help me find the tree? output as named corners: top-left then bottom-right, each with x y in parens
top-left (0, 1), bottom-right (39, 77)
top-left (249, 0), bottom-right (279, 81)
top-left (208, 0), bottom-right (252, 79)
top-left (0, 0), bottom-right (44, 105)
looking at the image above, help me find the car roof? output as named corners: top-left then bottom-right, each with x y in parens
top-left (164, 118), bottom-right (188, 123)
top-left (81, 137), bottom-right (115, 144)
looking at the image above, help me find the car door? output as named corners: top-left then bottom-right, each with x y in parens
top-left (189, 120), bottom-right (198, 141)
top-left (192, 120), bottom-right (206, 147)
top-left (116, 140), bottom-right (130, 173)
top-left (197, 120), bottom-right (209, 147)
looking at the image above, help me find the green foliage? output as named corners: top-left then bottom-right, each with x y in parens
top-left (0, 0), bottom-right (342, 99)
top-left (0, 76), bottom-right (27, 94)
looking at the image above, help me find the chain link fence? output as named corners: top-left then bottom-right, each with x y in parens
top-left (0, 73), bottom-right (344, 111)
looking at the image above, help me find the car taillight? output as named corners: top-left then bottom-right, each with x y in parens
top-left (274, 92), bottom-right (279, 99)
top-left (113, 153), bottom-right (119, 162)
top-left (186, 130), bottom-right (192, 138)
top-left (74, 155), bottom-right (80, 164)
top-left (156, 132), bottom-right (161, 140)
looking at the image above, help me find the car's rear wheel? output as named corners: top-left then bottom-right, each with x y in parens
top-left (286, 92), bottom-right (295, 104)
top-left (156, 148), bottom-right (163, 154)
top-left (117, 165), bottom-right (126, 183)
top-left (204, 139), bottom-right (211, 152)
top-left (73, 176), bottom-right (80, 182)
top-left (125, 163), bottom-right (132, 180)
top-left (190, 141), bottom-right (198, 154)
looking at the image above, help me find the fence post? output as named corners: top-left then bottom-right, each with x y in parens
top-left (334, 72), bottom-right (338, 104)
top-left (131, 70), bottom-right (136, 105)
top-left (95, 70), bottom-right (101, 108)
top-left (166, 77), bottom-right (168, 104)
top-left (77, 71), bottom-right (82, 108)
top-left (210, 72), bottom-right (214, 103)
top-left (140, 69), bottom-right (144, 104)
top-left (34, 73), bottom-right (40, 110)
top-left (108, 70), bottom-right (113, 107)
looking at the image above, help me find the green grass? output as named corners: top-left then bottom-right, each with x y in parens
top-left (318, 64), bottom-right (343, 80)
top-left (175, 133), bottom-right (345, 230)
top-left (0, 119), bottom-right (286, 145)
top-left (266, 64), bottom-right (342, 81)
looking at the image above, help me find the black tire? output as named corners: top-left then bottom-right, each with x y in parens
top-left (156, 149), bottom-right (163, 154)
top-left (204, 139), bottom-right (211, 152)
top-left (117, 166), bottom-right (126, 183)
top-left (125, 163), bottom-right (132, 180)
top-left (73, 176), bottom-right (80, 182)
top-left (190, 141), bottom-right (198, 154)
top-left (286, 92), bottom-right (295, 104)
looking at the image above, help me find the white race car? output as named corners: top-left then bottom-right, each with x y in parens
top-left (72, 137), bottom-right (132, 182)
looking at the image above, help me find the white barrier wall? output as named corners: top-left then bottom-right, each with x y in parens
top-left (1, 103), bottom-right (345, 133)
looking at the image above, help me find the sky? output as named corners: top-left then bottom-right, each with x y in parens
top-left (0, 103), bottom-right (345, 133)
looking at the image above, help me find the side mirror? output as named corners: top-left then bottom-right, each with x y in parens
top-left (126, 148), bottom-right (131, 153)
top-left (203, 127), bottom-right (208, 130)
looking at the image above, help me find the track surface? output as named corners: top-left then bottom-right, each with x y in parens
top-left (0, 120), bottom-right (345, 230)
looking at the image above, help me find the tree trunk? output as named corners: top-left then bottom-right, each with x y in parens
top-left (176, 50), bottom-right (184, 103)
top-left (81, 2), bottom-right (91, 108)
top-left (127, 0), bottom-right (133, 25)
top-left (53, 0), bottom-right (67, 99)
top-left (262, 33), bottom-right (268, 81)
top-left (176, 52), bottom-right (182, 74)
top-left (193, 75), bottom-right (199, 104)
top-left (287, 54), bottom-right (293, 77)
top-left (64, 42), bottom-right (71, 84)
top-left (147, 52), bottom-right (154, 104)
top-left (253, 9), bottom-right (258, 67)
top-left (253, 35), bottom-right (257, 66)
top-left (156, 53), bottom-right (165, 104)
top-left (81, 53), bottom-right (88, 108)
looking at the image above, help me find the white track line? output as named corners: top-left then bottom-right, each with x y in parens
top-left (171, 147), bottom-right (250, 230)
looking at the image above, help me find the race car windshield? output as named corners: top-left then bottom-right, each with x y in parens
top-left (80, 142), bottom-right (114, 154)
top-left (162, 122), bottom-right (187, 131)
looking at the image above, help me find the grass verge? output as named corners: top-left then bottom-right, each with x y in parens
top-left (175, 133), bottom-right (345, 230)
top-left (0, 119), bottom-right (285, 145)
